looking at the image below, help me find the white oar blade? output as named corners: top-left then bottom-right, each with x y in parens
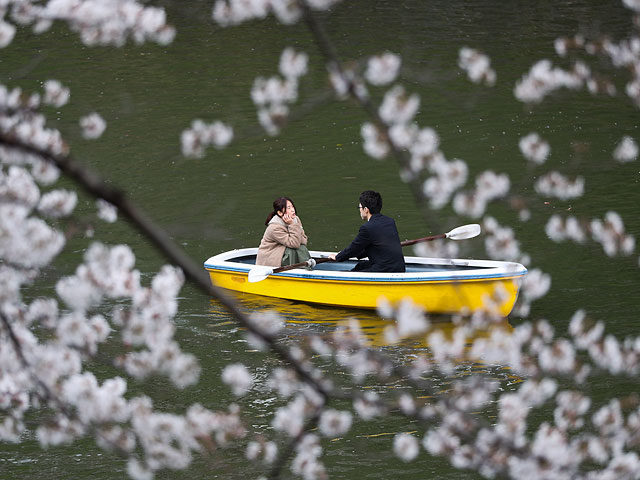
top-left (247, 266), bottom-right (274, 283)
top-left (446, 224), bottom-right (481, 240)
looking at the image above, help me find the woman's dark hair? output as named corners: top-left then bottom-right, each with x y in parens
top-left (264, 196), bottom-right (297, 225)
top-left (359, 190), bottom-right (382, 214)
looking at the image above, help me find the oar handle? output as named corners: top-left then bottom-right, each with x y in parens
top-left (400, 233), bottom-right (446, 247)
top-left (272, 257), bottom-right (333, 274)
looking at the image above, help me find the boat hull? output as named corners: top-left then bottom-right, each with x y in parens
top-left (204, 248), bottom-right (527, 316)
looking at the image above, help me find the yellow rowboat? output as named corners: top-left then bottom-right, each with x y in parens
top-left (203, 248), bottom-right (527, 316)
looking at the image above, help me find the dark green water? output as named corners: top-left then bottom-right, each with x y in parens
top-left (1, 0), bottom-right (639, 478)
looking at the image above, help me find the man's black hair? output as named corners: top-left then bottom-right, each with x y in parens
top-left (359, 190), bottom-right (382, 214)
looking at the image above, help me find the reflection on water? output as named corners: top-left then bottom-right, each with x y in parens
top-left (207, 293), bottom-right (520, 441)
top-left (207, 292), bottom-right (514, 351)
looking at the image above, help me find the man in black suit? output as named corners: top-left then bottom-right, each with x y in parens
top-left (328, 190), bottom-right (405, 272)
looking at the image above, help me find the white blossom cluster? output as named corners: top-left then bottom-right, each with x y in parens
top-left (547, 3), bottom-right (640, 106)
top-left (291, 433), bottom-right (327, 479)
top-left (360, 122), bottom-right (389, 160)
top-left (180, 119), bottom-right (234, 158)
top-left (328, 62), bottom-right (369, 101)
top-left (1, 81), bottom-right (68, 157)
top-left (412, 238), bottom-right (460, 259)
top-left (332, 319), bottom-right (387, 382)
top-left (534, 171), bottom-right (585, 200)
top-left (519, 132), bottom-right (550, 165)
top-left (80, 112), bottom-right (107, 140)
top-left (0, 165), bottom-right (66, 267)
top-left (512, 268), bottom-right (552, 317)
top-left (378, 85), bottom-right (420, 127)
top-left (251, 47), bottom-right (309, 136)
top-left (96, 198), bottom-right (118, 223)
top-left (365, 52), bottom-right (401, 86)
top-left (393, 432), bottom-right (420, 462)
top-left (514, 59), bottom-right (588, 103)
top-left (452, 171), bottom-right (510, 219)
top-left (37, 188), bottom-right (77, 217)
top-left (44, 79), bottom-right (71, 107)
top-left (421, 154), bottom-right (468, 209)
top-left (458, 47), bottom-right (496, 86)
top-left (0, 0), bottom-right (176, 48)
top-left (318, 408), bottom-right (352, 437)
top-left (545, 212), bottom-right (635, 257)
top-left (377, 297), bottom-right (430, 344)
top-left (545, 214), bottom-right (588, 244)
top-left (245, 437), bottom-right (278, 464)
top-left (222, 363), bottom-right (254, 396)
top-left (591, 211), bottom-right (636, 257)
top-left (481, 216), bottom-right (551, 317)
top-left (212, 0), bottom-right (342, 27)
top-left (613, 135), bottom-right (639, 162)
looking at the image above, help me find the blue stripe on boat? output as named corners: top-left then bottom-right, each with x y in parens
top-left (203, 263), bottom-right (528, 283)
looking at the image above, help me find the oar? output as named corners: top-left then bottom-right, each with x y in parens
top-left (248, 257), bottom-right (333, 283)
top-left (247, 224), bottom-right (481, 283)
top-left (400, 223), bottom-right (481, 246)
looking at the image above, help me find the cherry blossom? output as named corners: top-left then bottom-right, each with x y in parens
top-left (519, 132), bottom-right (550, 164)
top-left (80, 112), bottom-right (107, 140)
top-left (365, 52), bottom-right (401, 86)
top-left (613, 135), bottom-right (639, 162)
top-left (458, 47), bottom-right (496, 86)
top-left (222, 363), bottom-right (254, 396)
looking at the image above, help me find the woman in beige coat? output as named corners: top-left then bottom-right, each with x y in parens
top-left (255, 197), bottom-right (310, 267)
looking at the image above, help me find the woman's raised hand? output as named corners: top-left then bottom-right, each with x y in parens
top-left (282, 212), bottom-right (296, 224)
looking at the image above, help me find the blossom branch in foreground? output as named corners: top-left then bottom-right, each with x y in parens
top-left (0, 132), bottom-right (332, 401)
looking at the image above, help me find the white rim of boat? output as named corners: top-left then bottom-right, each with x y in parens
top-left (204, 248), bottom-right (528, 283)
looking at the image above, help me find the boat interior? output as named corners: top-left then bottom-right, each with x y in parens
top-left (228, 254), bottom-right (491, 272)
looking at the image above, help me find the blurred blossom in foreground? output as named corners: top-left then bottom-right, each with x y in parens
top-left (545, 212), bottom-right (635, 257)
top-left (361, 122), bottom-right (390, 160)
top-left (365, 52), bottom-right (401, 86)
top-left (80, 113), bottom-right (106, 140)
top-left (96, 199), bottom-right (118, 223)
top-left (519, 133), bottom-right (550, 165)
top-left (613, 135), bottom-right (638, 162)
top-left (318, 409), bottom-right (352, 437)
top-left (514, 60), bottom-right (586, 103)
top-left (590, 211), bottom-right (635, 257)
top-left (279, 47), bottom-right (308, 79)
top-left (43, 79), bottom-right (70, 107)
top-left (393, 433), bottom-right (419, 462)
top-left (453, 171), bottom-right (509, 219)
top-left (458, 47), bottom-right (496, 86)
top-left (251, 48), bottom-right (308, 135)
top-left (222, 363), bottom-right (253, 396)
top-left (37, 189), bottom-right (77, 218)
top-left (0, 20), bottom-right (16, 48)
top-left (379, 85), bottom-right (420, 126)
top-left (181, 120), bottom-right (233, 158)
top-left (534, 172), bottom-right (585, 200)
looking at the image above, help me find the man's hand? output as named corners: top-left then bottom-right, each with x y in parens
top-left (328, 253), bottom-right (337, 260)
